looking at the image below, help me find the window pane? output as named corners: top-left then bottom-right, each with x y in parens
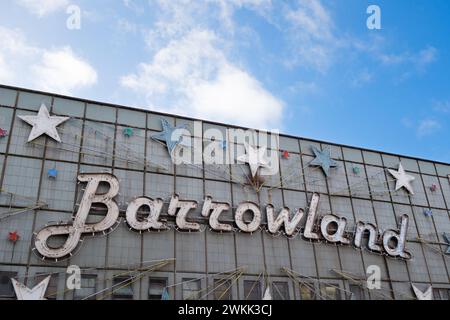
top-left (148, 277), bottom-right (167, 300)
top-left (433, 289), bottom-right (441, 300)
top-left (182, 279), bottom-right (201, 300)
top-left (320, 284), bottom-right (341, 300)
top-left (213, 279), bottom-right (232, 300)
top-left (244, 280), bottom-right (261, 300)
top-left (113, 276), bottom-right (134, 300)
top-left (433, 288), bottom-right (449, 300)
top-left (440, 289), bottom-right (450, 300)
top-left (299, 283), bottom-right (315, 300)
top-left (272, 282), bottom-right (289, 300)
top-left (35, 273), bottom-right (59, 300)
top-left (349, 284), bottom-right (364, 300)
top-left (0, 272), bottom-right (16, 299)
top-left (74, 275), bottom-right (97, 300)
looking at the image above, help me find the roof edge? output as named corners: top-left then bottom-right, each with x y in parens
top-left (1, 83), bottom-right (449, 167)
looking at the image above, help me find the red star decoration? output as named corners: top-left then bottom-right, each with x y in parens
top-left (8, 231), bottom-right (20, 243)
top-left (0, 128), bottom-right (7, 138)
top-left (282, 150), bottom-right (290, 159)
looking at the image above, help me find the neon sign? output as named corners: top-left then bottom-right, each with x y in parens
top-left (33, 173), bottom-right (411, 261)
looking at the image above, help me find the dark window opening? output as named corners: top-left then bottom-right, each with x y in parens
top-left (272, 281), bottom-right (289, 300)
top-left (244, 280), bottom-right (262, 300)
top-left (182, 278), bottom-right (201, 300)
top-left (148, 277), bottom-right (168, 300)
top-left (74, 274), bottom-right (97, 300)
top-left (213, 279), bottom-right (232, 300)
top-left (0, 272), bottom-right (17, 300)
top-left (112, 276), bottom-right (134, 300)
top-left (299, 282), bottom-right (316, 300)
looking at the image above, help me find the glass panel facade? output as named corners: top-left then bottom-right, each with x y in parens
top-left (272, 281), bottom-right (289, 300)
top-left (112, 276), bottom-right (134, 300)
top-left (213, 279), bottom-right (232, 300)
top-left (0, 86), bottom-right (448, 300)
top-left (182, 279), bottom-right (201, 300)
top-left (73, 275), bottom-right (97, 300)
top-left (244, 280), bottom-right (262, 300)
top-left (320, 284), bottom-right (341, 300)
top-left (299, 283), bottom-right (316, 300)
top-left (148, 277), bottom-right (168, 300)
top-left (0, 272), bottom-right (16, 299)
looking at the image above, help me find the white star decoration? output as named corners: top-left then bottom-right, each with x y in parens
top-left (412, 284), bottom-right (433, 300)
top-left (18, 103), bottom-right (69, 143)
top-left (388, 163), bottom-right (415, 195)
top-left (237, 143), bottom-right (270, 178)
top-left (11, 276), bottom-right (50, 300)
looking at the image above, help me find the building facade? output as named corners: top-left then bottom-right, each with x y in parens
top-left (0, 84), bottom-right (449, 300)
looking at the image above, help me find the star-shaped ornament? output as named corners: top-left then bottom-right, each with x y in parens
top-left (12, 276), bottom-right (50, 300)
top-left (310, 145), bottom-right (338, 177)
top-left (237, 143), bottom-right (270, 178)
top-left (18, 104), bottom-right (69, 143)
top-left (123, 127), bottom-right (134, 137)
top-left (423, 209), bottom-right (433, 217)
top-left (412, 284), bottom-right (433, 300)
top-left (388, 163), bottom-right (415, 195)
top-left (0, 128), bottom-right (8, 138)
top-left (8, 231), bottom-right (20, 242)
top-left (47, 168), bottom-right (58, 179)
top-left (151, 119), bottom-right (191, 161)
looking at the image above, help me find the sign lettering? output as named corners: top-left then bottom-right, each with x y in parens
top-left (34, 173), bottom-right (412, 261)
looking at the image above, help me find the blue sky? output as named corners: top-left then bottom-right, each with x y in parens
top-left (0, 0), bottom-right (449, 163)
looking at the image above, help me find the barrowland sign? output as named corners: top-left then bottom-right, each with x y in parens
top-left (11, 103), bottom-right (414, 263)
top-left (33, 173), bottom-right (411, 261)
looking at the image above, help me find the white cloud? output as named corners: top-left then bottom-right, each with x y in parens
top-left (414, 46), bottom-right (438, 68)
top-left (0, 55), bottom-right (14, 84)
top-left (377, 46), bottom-right (438, 84)
top-left (433, 100), bottom-right (450, 113)
top-left (117, 19), bottom-right (138, 34)
top-left (32, 47), bottom-right (97, 94)
top-left (0, 26), bottom-right (97, 95)
top-left (401, 117), bottom-right (413, 128)
top-left (122, 29), bottom-right (222, 97)
top-left (122, 1), bottom-right (284, 130)
top-left (144, 0), bottom-right (272, 50)
top-left (212, 0), bottom-right (273, 30)
top-left (121, 29), bottom-right (283, 129)
top-left (378, 46), bottom-right (438, 69)
top-left (351, 69), bottom-right (373, 87)
top-left (0, 26), bottom-right (38, 55)
top-left (378, 53), bottom-right (406, 65)
top-left (17, 0), bottom-right (69, 17)
top-left (417, 119), bottom-right (441, 137)
top-left (402, 116), bottom-right (442, 138)
top-left (288, 81), bottom-right (318, 94)
top-left (123, 0), bottom-right (145, 15)
top-left (284, 0), bottom-right (337, 72)
top-left (286, 0), bottom-right (332, 40)
top-left (189, 64), bottom-right (283, 128)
